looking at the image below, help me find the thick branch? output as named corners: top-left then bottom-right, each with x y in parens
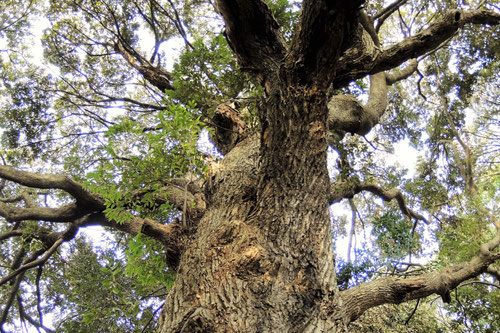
top-left (335, 10), bottom-right (500, 88)
top-left (374, 10), bottom-right (500, 72)
top-left (0, 166), bottom-right (104, 208)
top-left (0, 165), bottom-right (203, 226)
top-left (340, 235), bottom-right (500, 323)
top-left (215, 0), bottom-right (287, 84)
top-left (0, 201), bottom-right (85, 222)
top-left (286, 0), bottom-right (363, 86)
top-left (328, 59), bottom-right (417, 135)
top-left (0, 164), bottom-right (193, 241)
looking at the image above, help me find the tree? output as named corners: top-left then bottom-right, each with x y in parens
top-left (0, 0), bottom-right (499, 331)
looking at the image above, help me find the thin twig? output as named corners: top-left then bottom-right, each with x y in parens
top-left (141, 302), bottom-right (165, 333)
top-left (404, 298), bottom-right (420, 325)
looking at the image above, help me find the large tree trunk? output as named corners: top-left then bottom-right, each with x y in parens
top-left (158, 77), bottom-right (344, 332)
top-left (153, 2), bottom-right (500, 332)
top-left (157, 2), bottom-right (358, 329)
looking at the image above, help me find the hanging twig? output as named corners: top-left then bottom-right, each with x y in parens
top-left (404, 298), bottom-right (420, 325)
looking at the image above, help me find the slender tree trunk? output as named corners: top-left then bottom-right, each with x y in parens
top-left (158, 78), bottom-right (345, 332)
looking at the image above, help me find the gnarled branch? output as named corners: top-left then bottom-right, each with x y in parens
top-left (0, 166), bottom-right (193, 269)
top-left (373, 10), bottom-right (500, 73)
top-left (328, 59), bottom-right (418, 136)
top-left (329, 181), bottom-right (426, 222)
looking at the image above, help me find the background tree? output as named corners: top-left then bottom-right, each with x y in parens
top-left (0, 0), bottom-right (499, 332)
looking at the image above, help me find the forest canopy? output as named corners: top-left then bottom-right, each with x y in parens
top-left (0, 0), bottom-right (499, 332)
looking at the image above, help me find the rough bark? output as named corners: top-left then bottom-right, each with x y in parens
top-left (158, 88), bottom-right (346, 331)
top-left (209, 103), bottom-right (249, 155)
top-left (155, 3), bottom-right (373, 331)
top-left (215, 0), bottom-right (287, 88)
